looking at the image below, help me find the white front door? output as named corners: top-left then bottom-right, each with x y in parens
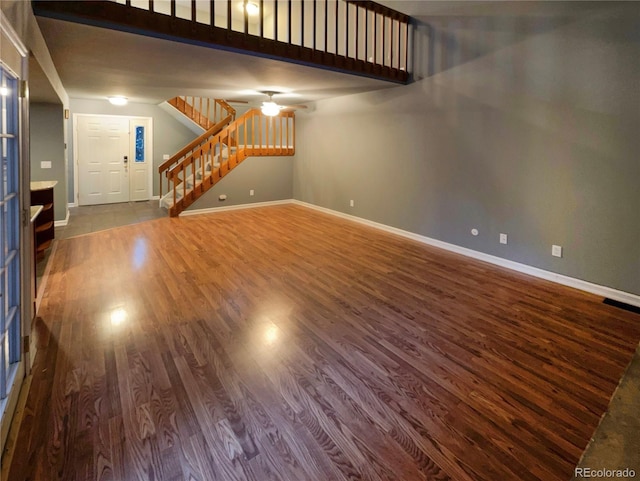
top-left (76, 115), bottom-right (153, 206)
top-left (77, 115), bottom-right (130, 205)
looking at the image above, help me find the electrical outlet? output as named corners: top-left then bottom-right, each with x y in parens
top-left (350, 200), bottom-right (354, 207)
top-left (40, 161), bottom-right (52, 169)
top-left (500, 233), bottom-right (507, 245)
top-left (163, 154), bottom-right (170, 160)
top-left (250, 189), bottom-right (254, 196)
top-left (552, 245), bottom-right (562, 257)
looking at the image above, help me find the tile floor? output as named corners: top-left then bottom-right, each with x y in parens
top-left (56, 200), bottom-right (166, 239)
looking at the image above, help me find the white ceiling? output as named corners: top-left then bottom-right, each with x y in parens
top-left (33, 15), bottom-right (398, 105)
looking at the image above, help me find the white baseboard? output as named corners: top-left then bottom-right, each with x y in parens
top-left (291, 200), bottom-right (640, 308)
top-left (54, 209), bottom-right (70, 227)
top-left (151, 195), bottom-right (160, 200)
top-left (68, 202), bottom-right (77, 208)
top-left (179, 199), bottom-right (293, 217)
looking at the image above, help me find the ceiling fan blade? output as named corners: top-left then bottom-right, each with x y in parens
top-left (225, 99), bottom-right (250, 104)
top-left (280, 104), bottom-right (308, 111)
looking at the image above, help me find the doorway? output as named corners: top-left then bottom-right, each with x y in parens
top-left (74, 114), bottom-right (152, 206)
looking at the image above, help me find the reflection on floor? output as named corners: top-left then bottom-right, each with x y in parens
top-left (37, 200), bottom-right (165, 282)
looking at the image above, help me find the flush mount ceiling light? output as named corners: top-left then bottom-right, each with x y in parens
top-left (245, 2), bottom-right (259, 15)
top-left (108, 96), bottom-right (128, 106)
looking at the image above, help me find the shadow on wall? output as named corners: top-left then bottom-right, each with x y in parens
top-left (412, 15), bottom-right (573, 80)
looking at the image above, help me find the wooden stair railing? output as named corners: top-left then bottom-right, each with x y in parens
top-left (167, 96), bottom-right (236, 130)
top-left (158, 113), bottom-right (234, 199)
top-left (163, 108), bottom-right (295, 217)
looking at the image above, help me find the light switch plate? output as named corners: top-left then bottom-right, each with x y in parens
top-left (41, 161), bottom-right (52, 169)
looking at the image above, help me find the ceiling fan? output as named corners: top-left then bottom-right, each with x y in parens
top-left (227, 91), bottom-right (308, 116)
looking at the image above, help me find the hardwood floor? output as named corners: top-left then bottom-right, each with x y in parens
top-left (7, 204), bottom-right (640, 481)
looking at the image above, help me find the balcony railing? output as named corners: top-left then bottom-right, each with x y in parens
top-left (33, 0), bottom-right (411, 83)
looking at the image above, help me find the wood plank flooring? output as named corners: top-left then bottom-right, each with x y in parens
top-left (6, 204), bottom-right (640, 481)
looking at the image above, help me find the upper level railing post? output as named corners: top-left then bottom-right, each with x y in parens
top-left (389, 19), bottom-right (393, 68)
top-left (313, 0), bottom-right (317, 50)
top-left (260, 0), bottom-right (264, 37)
top-left (275, 0), bottom-right (279, 42)
top-left (288, 0), bottom-right (292, 44)
top-left (405, 22), bottom-right (409, 71)
top-left (355, 5), bottom-right (358, 60)
top-left (345, 1), bottom-right (348, 58)
top-left (324, 0), bottom-right (328, 52)
top-left (244, 0), bottom-right (249, 34)
top-left (374, 11), bottom-right (377, 64)
top-left (335, 0), bottom-right (338, 54)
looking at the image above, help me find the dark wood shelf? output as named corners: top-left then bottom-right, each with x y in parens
top-left (31, 186), bottom-right (55, 258)
top-left (35, 221), bottom-right (54, 233)
top-left (35, 238), bottom-right (52, 253)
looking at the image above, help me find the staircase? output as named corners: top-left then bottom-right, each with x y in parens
top-left (159, 97), bottom-right (295, 216)
top-left (167, 96), bottom-right (236, 130)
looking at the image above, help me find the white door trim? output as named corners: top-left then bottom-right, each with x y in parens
top-left (128, 117), bottom-right (153, 202)
top-left (73, 113), bottom-right (153, 205)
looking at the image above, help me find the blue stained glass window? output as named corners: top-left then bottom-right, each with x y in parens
top-left (135, 126), bottom-right (145, 162)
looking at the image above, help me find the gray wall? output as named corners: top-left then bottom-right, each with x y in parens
top-left (184, 155), bottom-right (294, 211)
top-left (30, 102), bottom-right (67, 221)
top-left (293, 4), bottom-right (640, 296)
top-left (68, 98), bottom-right (197, 202)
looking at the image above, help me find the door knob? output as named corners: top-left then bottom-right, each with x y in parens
top-left (124, 155), bottom-right (128, 163)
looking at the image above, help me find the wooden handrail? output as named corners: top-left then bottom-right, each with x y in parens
top-left (160, 97), bottom-right (237, 198)
top-left (158, 114), bottom-right (232, 173)
top-left (168, 96), bottom-right (235, 129)
top-left (163, 108), bottom-right (295, 216)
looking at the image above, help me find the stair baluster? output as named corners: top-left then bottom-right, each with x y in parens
top-left (159, 100), bottom-right (295, 216)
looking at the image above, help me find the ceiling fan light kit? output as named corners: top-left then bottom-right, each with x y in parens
top-left (260, 91), bottom-right (281, 116)
top-left (228, 90), bottom-right (307, 115)
top-left (261, 101), bottom-right (281, 117)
